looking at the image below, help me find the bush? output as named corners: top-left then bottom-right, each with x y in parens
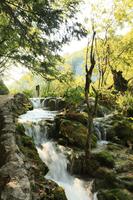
top-left (63, 86), bottom-right (84, 106)
top-left (98, 89), bottom-right (117, 110)
top-left (116, 92), bottom-right (133, 116)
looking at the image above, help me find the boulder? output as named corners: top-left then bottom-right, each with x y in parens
top-left (65, 112), bottom-right (88, 126)
top-left (98, 189), bottom-right (133, 200)
top-left (59, 119), bottom-right (97, 149)
top-left (94, 151), bottom-right (115, 168)
top-left (9, 93), bottom-right (33, 117)
top-left (43, 97), bottom-right (66, 111)
top-left (94, 114), bottom-right (133, 146)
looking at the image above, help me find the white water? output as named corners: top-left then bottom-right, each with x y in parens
top-left (19, 99), bottom-right (98, 200)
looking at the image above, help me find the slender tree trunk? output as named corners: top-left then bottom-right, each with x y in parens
top-left (85, 31), bottom-right (96, 158)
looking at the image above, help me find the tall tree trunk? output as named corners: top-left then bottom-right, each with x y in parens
top-left (85, 31), bottom-right (96, 158)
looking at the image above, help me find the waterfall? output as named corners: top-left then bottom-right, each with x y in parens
top-left (30, 98), bottom-right (42, 108)
top-left (94, 116), bottom-right (108, 144)
top-left (19, 98), bottom-right (98, 200)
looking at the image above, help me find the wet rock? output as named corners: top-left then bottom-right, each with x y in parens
top-left (94, 114), bottom-right (133, 146)
top-left (42, 97), bottom-right (66, 111)
top-left (78, 97), bottom-right (110, 117)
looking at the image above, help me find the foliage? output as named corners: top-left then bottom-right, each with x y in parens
top-left (98, 89), bottom-right (117, 109)
top-left (0, 79), bottom-right (9, 94)
top-left (116, 91), bottom-right (133, 115)
top-left (63, 86), bottom-right (84, 106)
top-left (0, 0), bottom-right (87, 78)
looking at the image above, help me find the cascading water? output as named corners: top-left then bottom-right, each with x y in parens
top-left (30, 98), bottom-right (42, 108)
top-left (19, 98), bottom-right (98, 200)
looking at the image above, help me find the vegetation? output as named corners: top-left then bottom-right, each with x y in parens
top-left (0, 0), bottom-right (86, 78)
top-left (0, 0), bottom-right (133, 199)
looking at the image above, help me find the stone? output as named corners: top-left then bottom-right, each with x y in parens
top-left (98, 189), bottom-right (133, 200)
top-left (59, 119), bottom-right (97, 149)
top-left (94, 151), bottom-right (115, 168)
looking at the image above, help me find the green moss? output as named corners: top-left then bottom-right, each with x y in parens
top-left (114, 121), bottom-right (133, 145)
top-left (95, 167), bottom-right (117, 189)
top-left (98, 189), bottom-right (133, 200)
top-left (16, 123), bottom-right (48, 175)
top-left (107, 143), bottom-right (123, 151)
top-left (95, 151), bottom-right (115, 168)
top-left (60, 119), bottom-right (97, 149)
top-left (65, 112), bottom-right (88, 126)
top-left (53, 186), bottom-right (67, 200)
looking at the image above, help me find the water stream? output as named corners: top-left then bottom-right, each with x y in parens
top-left (19, 98), bottom-right (98, 200)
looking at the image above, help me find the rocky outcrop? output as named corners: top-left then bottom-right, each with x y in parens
top-left (0, 94), bottom-right (67, 200)
top-left (55, 112), bottom-right (97, 149)
top-left (94, 114), bottom-right (133, 147)
top-left (0, 94), bottom-right (32, 200)
top-left (69, 142), bottom-right (133, 199)
top-left (16, 124), bottom-right (67, 200)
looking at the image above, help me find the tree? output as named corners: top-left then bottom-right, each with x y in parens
top-left (0, 0), bottom-right (87, 79)
top-left (85, 30), bottom-right (96, 158)
top-left (84, 0), bottom-right (133, 156)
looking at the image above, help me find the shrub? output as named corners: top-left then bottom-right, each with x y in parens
top-left (63, 86), bottom-right (84, 106)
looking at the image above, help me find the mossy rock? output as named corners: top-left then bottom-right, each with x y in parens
top-left (53, 186), bottom-right (67, 200)
top-left (16, 123), bottom-right (48, 175)
top-left (0, 79), bottom-right (9, 95)
top-left (98, 189), bottom-right (133, 200)
top-left (114, 121), bottom-right (133, 145)
top-left (94, 151), bottom-right (115, 168)
top-left (59, 119), bottom-right (97, 149)
top-left (95, 167), bottom-right (117, 190)
top-left (65, 112), bottom-right (88, 126)
top-left (11, 93), bottom-right (33, 116)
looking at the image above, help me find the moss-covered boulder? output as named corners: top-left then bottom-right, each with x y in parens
top-left (59, 119), bottom-right (97, 149)
top-left (0, 79), bottom-right (9, 95)
top-left (98, 189), bottom-right (133, 200)
top-left (114, 121), bottom-right (133, 146)
top-left (10, 93), bottom-right (33, 117)
top-left (65, 112), bottom-right (88, 126)
top-left (94, 167), bottom-right (117, 190)
top-left (69, 153), bottom-right (100, 176)
top-left (53, 186), bottom-right (67, 200)
top-left (94, 114), bottom-right (133, 147)
top-left (94, 151), bottom-right (115, 168)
